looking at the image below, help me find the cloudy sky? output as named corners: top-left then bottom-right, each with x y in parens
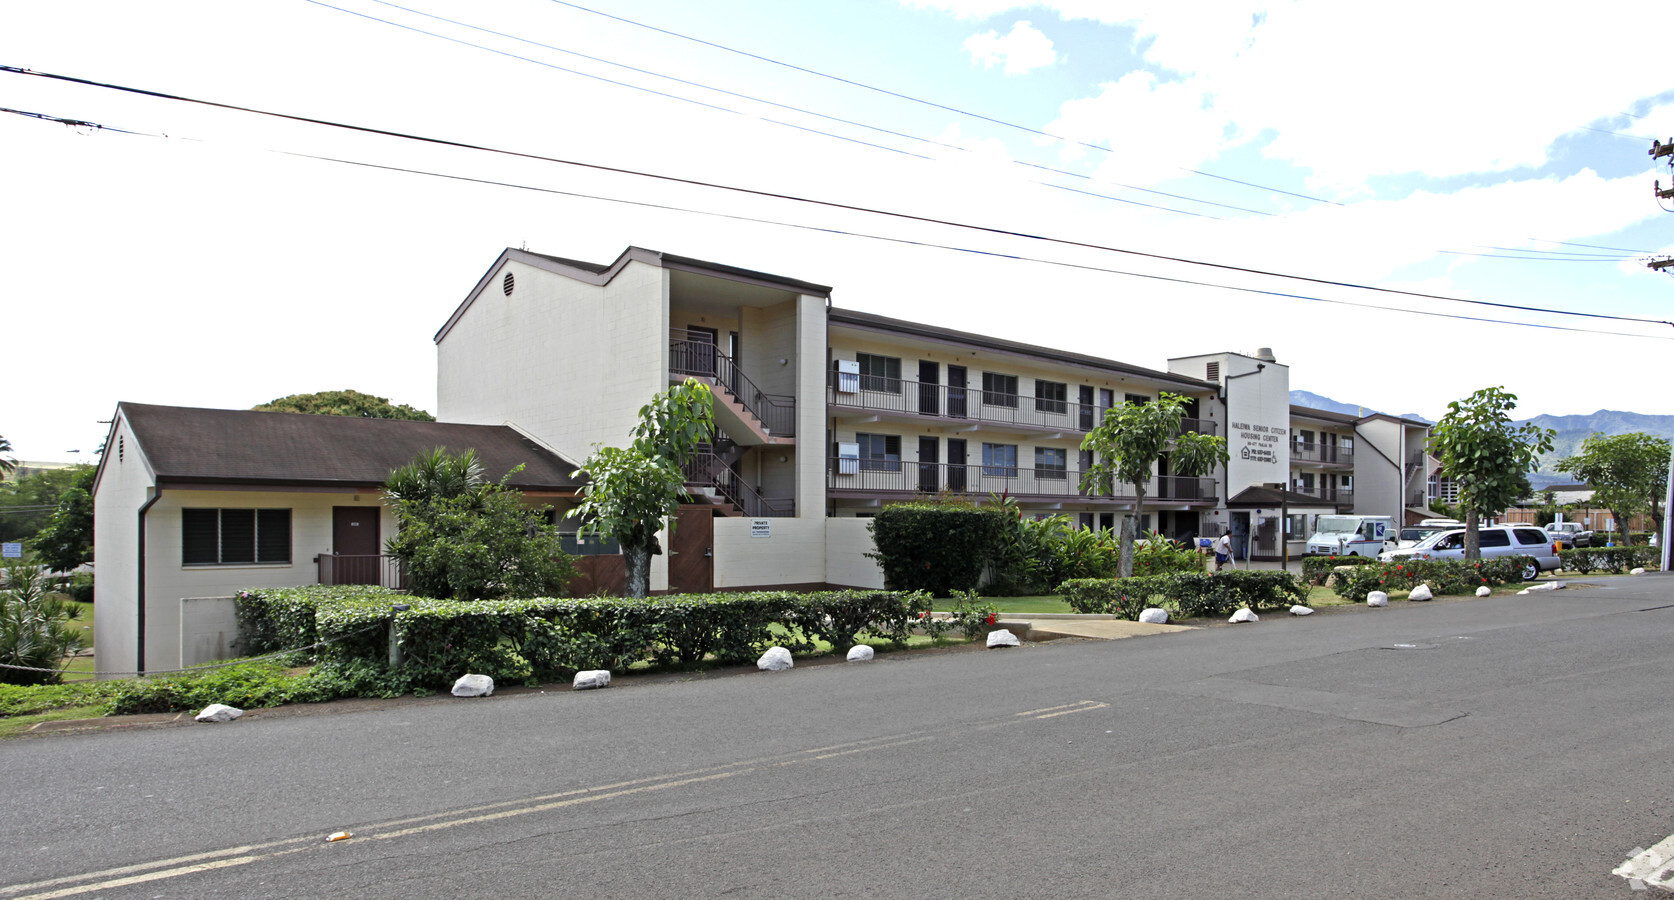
top-left (3, 0), bottom-right (1671, 460)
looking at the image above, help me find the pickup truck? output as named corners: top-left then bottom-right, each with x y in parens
top-left (1545, 521), bottom-right (1591, 547)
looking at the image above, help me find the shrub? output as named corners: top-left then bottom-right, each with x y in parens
top-left (66, 571), bottom-right (94, 604)
top-left (1061, 571), bottom-right (1306, 620)
top-left (1301, 555), bottom-right (1379, 586)
top-left (1558, 546), bottom-right (1658, 575)
top-left (1131, 531), bottom-right (1207, 578)
top-left (869, 502), bottom-right (1009, 596)
top-left (947, 591), bottom-right (999, 640)
top-left (1332, 557), bottom-right (1534, 603)
top-left (0, 560), bottom-right (85, 685)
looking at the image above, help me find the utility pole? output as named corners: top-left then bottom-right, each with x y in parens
top-left (1653, 139), bottom-right (1674, 273)
top-left (1653, 139), bottom-right (1674, 571)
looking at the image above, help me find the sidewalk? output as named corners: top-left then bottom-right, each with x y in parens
top-left (995, 614), bottom-right (1194, 641)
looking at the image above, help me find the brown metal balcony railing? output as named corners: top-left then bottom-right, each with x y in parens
top-left (316, 554), bottom-right (407, 589)
top-left (1292, 484), bottom-right (1354, 505)
top-left (827, 457), bottom-right (1215, 502)
top-left (827, 374), bottom-right (1217, 437)
top-left (682, 452), bottom-right (796, 517)
top-left (670, 338), bottom-right (796, 437)
top-left (1291, 442), bottom-right (1354, 466)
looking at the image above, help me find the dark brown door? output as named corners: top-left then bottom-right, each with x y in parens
top-left (918, 436), bottom-right (939, 493)
top-left (1078, 385), bottom-right (1095, 431)
top-left (918, 360), bottom-right (939, 416)
top-left (332, 506), bottom-right (381, 585)
top-left (947, 366), bottom-right (967, 419)
top-left (668, 506), bottom-right (714, 593)
top-left (946, 438), bottom-right (967, 492)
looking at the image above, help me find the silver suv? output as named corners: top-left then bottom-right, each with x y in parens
top-left (1378, 525), bottom-right (1560, 580)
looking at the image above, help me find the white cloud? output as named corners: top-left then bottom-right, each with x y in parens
top-left (1043, 72), bottom-right (1234, 185)
top-left (900, 0), bottom-right (1035, 19)
top-left (963, 20), bottom-right (1058, 75)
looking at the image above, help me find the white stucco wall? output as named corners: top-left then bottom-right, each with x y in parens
top-left (1220, 356), bottom-right (1291, 493)
top-left (437, 256), bottom-right (668, 466)
top-left (91, 415), bottom-right (151, 678)
top-left (794, 293), bottom-right (827, 517)
top-left (825, 518), bottom-right (885, 588)
top-left (180, 596), bottom-right (240, 667)
top-left (712, 516), bottom-right (828, 587)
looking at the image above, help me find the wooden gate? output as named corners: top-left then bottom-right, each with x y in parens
top-left (668, 506), bottom-right (714, 593)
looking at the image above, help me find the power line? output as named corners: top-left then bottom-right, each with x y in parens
top-left (541, 0), bottom-right (1344, 207)
top-left (9, 103), bottom-right (1666, 342)
top-left (6, 66), bottom-right (1668, 332)
top-left (311, 0), bottom-right (1255, 219)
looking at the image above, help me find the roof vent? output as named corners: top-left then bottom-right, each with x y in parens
top-left (1253, 347), bottom-right (1276, 362)
top-left (1205, 361), bottom-right (1219, 382)
top-left (502, 271), bottom-right (515, 296)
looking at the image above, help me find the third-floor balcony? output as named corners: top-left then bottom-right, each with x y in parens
top-left (827, 374), bottom-right (1215, 438)
top-left (1291, 483), bottom-right (1354, 506)
top-left (1291, 442), bottom-right (1354, 466)
top-left (827, 458), bottom-right (1217, 504)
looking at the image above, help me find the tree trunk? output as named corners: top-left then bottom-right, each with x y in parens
top-left (623, 543), bottom-right (652, 598)
top-left (1119, 485), bottom-right (1146, 579)
top-left (1613, 510), bottom-right (1632, 545)
top-left (1464, 507), bottom-right (1480, 559)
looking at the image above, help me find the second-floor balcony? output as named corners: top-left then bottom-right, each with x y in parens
top-left (827, 458), bottom-right (1217, 504)
top-left (1291, 484), bottom-right (1354, 506)
top-left (1291, 442), bottom-right (1354, 466)
top-left (827, 374), bottom-right (1215, 437)
top-left (316, 553), bottom-right (407, 590)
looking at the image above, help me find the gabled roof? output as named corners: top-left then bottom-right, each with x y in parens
top-left (1289, 404), bottom-right (1361, 426)
top-left (111, 403), bottom-right (583, 492)
top-left (436, 246), bottom-right (833, 343)
top-left (1225, 485), bottom-right (1338, 508)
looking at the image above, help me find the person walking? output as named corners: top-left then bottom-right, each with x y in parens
top-left (1214, 530), bottom-right (1234, 572)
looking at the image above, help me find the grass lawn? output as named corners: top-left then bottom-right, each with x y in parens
top-left (984, 595), bottom-right (1074, 614)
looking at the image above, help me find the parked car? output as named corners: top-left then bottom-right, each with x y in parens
top-left (1379, 525), bottom-right (1560, 580)
top-left (1394, 519), bottom-right (1464, 549)
top-left (1545, 521), bottom-right (1592, 548)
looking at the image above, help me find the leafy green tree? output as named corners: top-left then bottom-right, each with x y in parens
top-left (0, 466), bottom-right (88, 544)
top-left (383, 448), bottom-right (576, 600)
top-left (1555, 432), bottom-right (1670, 546)
top-left (254, 389), bottom-right (434, 421)
top-left (0, 435), bottom-right (15, 477)
top-left (30, 465), bottom-right (95, 572)
top-left (571, 379), bottom-right (715, 598)
top-left (0, 558), bottom-right (85, 685)
top-left (1079, 392), bottom-right (1228, 578)
top-left (1430, 387), bottom-right (1554, 559)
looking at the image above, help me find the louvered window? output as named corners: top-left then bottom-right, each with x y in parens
top-left (183, 509), bottom-right (292, 565)
top-left (1206, 361), bottom-right (1219, 381)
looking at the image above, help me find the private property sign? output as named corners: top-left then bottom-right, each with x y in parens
top-left (1, 543), bottom-right (20, 558)
top-left (750, 519), bottom-right (772, 539)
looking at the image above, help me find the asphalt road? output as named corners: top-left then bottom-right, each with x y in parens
top-left (4, 577), bottom-right (1673, 899)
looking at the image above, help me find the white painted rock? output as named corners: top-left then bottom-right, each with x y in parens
top-left (1631, 567), bottom-right (1646, 575)
top-left (846, 645), bottom-right (875, 662)
top-left (1526, 580), bottom-right (1565, 592)
top-left (1476, 586), bottom-right (1492, 597)
top-left (1517, 589), bottom-right (1530, 595)
top-left (1228, 608), bottom-right (1259, 624)
top-left (572, 670), bottom-right (611, 690)
top-left (1289, 605), bottom-right (1314, 616)
top-left (452, 673), bottom-right (494, 697)
top-left (1409, 583), bottom-right (1434, 602)
top-left (757, 646), bottom-right (794, 671)
top-left (1138, 608), bottom-right (1169, 625)
top-left (986, 629), bottom-right (1020, 648)
top-left (1368, 591), bottom-right (1389, 607)
top-left (194, 703), bottom-right (243, 723)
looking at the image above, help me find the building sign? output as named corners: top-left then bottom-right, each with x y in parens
top-left (1, 543), bottom-right (20, 558)
top-left (750, 519), bottom-right (772, 539)
top-left (1229, 420), bottom-right (1286, 465)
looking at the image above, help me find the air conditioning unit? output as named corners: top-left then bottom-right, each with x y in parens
top-left (836, 359), bottom-right (859, 393)
top-left (836, 441), bottom-right (859, 475)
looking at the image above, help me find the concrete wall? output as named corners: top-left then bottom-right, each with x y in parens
top-left (437, 256), bottom-right (668, 466)
top-left (1219, 356), bottom-right (1291, 494)
top-left (712, 516), bottom-right (827, 587)
top-left (825, 518), bottom-right (884, 588)
top-left (91, 414), bottom-right (150, 678)
top-left (180, 596), bottom-right (239, 667)
top-left (1352, 418), bottom-right (1404, 521)
top-left (794, 294), bottom-right (827, 517)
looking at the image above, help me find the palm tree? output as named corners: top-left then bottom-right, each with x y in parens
top-left (0, 435), bottom-right (15, 477)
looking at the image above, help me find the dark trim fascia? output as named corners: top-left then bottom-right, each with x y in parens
top-left (828, 308), bottom-right (1215, 393)
top-left (154, 477), bottom-right (580, 494)
top-left (436, 246), bottom-right (832, 344)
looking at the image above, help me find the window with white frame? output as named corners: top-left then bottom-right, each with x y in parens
top-left (856, 353), bottom-right (901, 393)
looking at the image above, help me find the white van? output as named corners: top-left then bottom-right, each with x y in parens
top-left (1305, 515), bottom-right (1396, 557)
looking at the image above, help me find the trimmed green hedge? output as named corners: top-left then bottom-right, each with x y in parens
top-left (868, 503), bottom-right (1008, 596)
top-left (1557, 546), bottom-right (1659, 575)
top-left (235, 586), bottom-right (933, 694)
top-left (1060, 571), bottom-right (1307, 621)
top-left (1331, 557), bottom-right (1535, 602)
top-left (1301, 555), bottom-right (1380, 586)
